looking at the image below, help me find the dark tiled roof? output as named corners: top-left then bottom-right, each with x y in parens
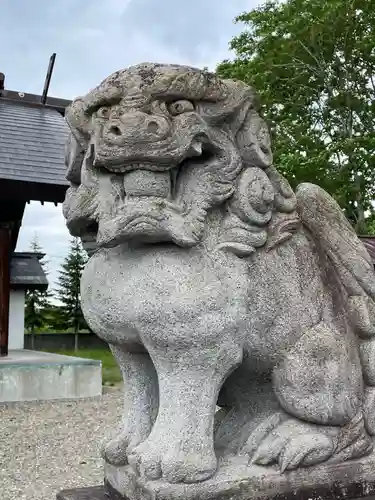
top-left (0, 99), bottom-right (70, 186)
top-left (10, 252), bottom-right (48, 290)
top-left (359, 236), bottom-right (375, 264)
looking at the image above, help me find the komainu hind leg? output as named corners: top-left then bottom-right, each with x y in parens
top-left (250, 322), bottom-right (373, 471)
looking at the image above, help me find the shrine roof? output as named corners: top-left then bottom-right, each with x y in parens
top-left (10, 252), bottom-right (48, 291)
top-left (0, 91), bottom-right (71, 203)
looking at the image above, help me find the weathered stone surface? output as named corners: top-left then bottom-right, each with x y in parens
top-left (103, 455), bottom-right (375, 500)
top-left (57, 486), bottom-right (107, 500)
top-left (62, 63), bottom-right (375, 497)
top-left (57, 456), bottom-right (375, 500)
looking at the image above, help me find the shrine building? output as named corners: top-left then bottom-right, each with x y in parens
top-left (0, 63), bottom-right (101, 402)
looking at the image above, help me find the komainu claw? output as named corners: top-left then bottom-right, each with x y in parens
top-left (278, 434), bottom-right (334, 473)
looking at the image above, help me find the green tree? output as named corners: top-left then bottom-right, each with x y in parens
top-left (43, 303), bottom-right (67, 332)
top-left (217, 0), bottom-right (375, 232)
top-left (24, 235), bottom-right (51, 348)
top-left (54, 238), bottom-right (88, 350)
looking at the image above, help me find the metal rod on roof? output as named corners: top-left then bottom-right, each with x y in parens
top-left (41, 53), bottom-right (56, 105)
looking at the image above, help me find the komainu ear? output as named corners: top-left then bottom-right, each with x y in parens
top-left (235, 107), bottom-right (273, 169)
top-left (65, 132), bottom-right (85, 186)
top-left (65, 97), bottom-right (91, 149)
top-left (265, 166), bottom-right (297, 213)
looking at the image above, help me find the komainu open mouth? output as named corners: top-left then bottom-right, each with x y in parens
top-left (123, 169), bottom-right (172, 198)
top-left (94, 137), bottom-right (214, 202)
top-left (66, 135), bottom-right (220, 249)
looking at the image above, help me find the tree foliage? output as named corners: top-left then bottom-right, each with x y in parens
top-left (24, 235), bottom-right (51, 334)
top-left (54, 238), bottom-right (88, 335)
top-left (217, 0), bottom-right (375, 231)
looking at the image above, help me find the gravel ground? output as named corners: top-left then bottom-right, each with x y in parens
top-left (0, 389), bottom-right (123, 500)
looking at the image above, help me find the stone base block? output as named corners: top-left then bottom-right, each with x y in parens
top-left (100, 454), bottom-right (375, 500)
top-left (56, 472), bottom-right (375, 500)
top-left (0, 349), bottom-right (102, 402)
top-left (57, 487), bottom-right (107, 500)
top-left (57, 453), bottom-right (375, 500)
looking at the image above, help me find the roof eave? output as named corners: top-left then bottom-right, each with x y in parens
top-left (0, 89), bottom-right (71, 115)
top-left (11, 283), bottom-right (48, 292)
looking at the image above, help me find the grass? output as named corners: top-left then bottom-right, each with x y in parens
top-left (44, 348), bottom-right (122, 386)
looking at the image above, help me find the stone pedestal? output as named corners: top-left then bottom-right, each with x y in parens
top-left (57, 453), bottom-right (375, 500)
top-left (56, 479), bottom-right (375, 500)
top-left (57, 487), bottom-right (107, 500)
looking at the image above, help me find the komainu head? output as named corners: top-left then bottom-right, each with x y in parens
top-left (63, 63), bottom-right (295, 250)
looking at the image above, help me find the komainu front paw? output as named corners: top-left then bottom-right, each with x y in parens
top-left (162, 450), bottom-right (217, 484)
top-left (102, 431), bottom-right (129, 466)
top-left (102, 428), bottom-right (145, 466)
top-left (250, 418), bottom-right (335, 472)
top-left (128, 439), bottom-right (162, 480)
top-left (128, 437), bottom-right (217, 483)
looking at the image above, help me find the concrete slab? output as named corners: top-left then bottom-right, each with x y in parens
top-left (0, 350), bottom-right (102, 402)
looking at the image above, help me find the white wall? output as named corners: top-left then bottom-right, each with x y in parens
top-left (9, 289), bottom-right (25, 350)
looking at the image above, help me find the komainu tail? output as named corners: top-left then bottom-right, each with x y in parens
top-left (296, 183), bottom-right (375, 434)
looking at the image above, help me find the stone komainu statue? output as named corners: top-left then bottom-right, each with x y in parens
top-left (63, 64), bottom-right (375, 488)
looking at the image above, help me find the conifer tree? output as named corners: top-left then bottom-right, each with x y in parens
top-left (54, 238), bottom-right (88, 350)
top-left (24, 234), bottom-right (51, 349)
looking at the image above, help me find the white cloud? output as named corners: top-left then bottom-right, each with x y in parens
top-left (16, 202), bottom-right (71, 293)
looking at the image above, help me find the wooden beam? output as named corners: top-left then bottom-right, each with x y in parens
top-left (0, 89), bottom-right (71, 115)
top-left (0, 201), bottom-right (25, 250)
top-left (0, 225), bottom-right (11, 356)
top-left (0, 178), bottom-right (68, 204)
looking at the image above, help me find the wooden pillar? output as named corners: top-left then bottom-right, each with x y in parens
top-left (0, 225), bottom-right (11, 357)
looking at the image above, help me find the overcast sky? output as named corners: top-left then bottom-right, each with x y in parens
top-left (1, 0), bottom-right (258, 291)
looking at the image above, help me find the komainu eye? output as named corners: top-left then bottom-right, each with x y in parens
top-left (97, 106), bottom-right (110, 119)
top-left (168, 100), bottom-right (194, 116)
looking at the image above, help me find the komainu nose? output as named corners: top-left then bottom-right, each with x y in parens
top-left (147, 121), bottom-right (159, 134)
top-left (105, 112), bottom-right (166, 143)
top-left (109, 121), bottom-right (159, 137)
top-left (109, 125), bottom-right (122, 136)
